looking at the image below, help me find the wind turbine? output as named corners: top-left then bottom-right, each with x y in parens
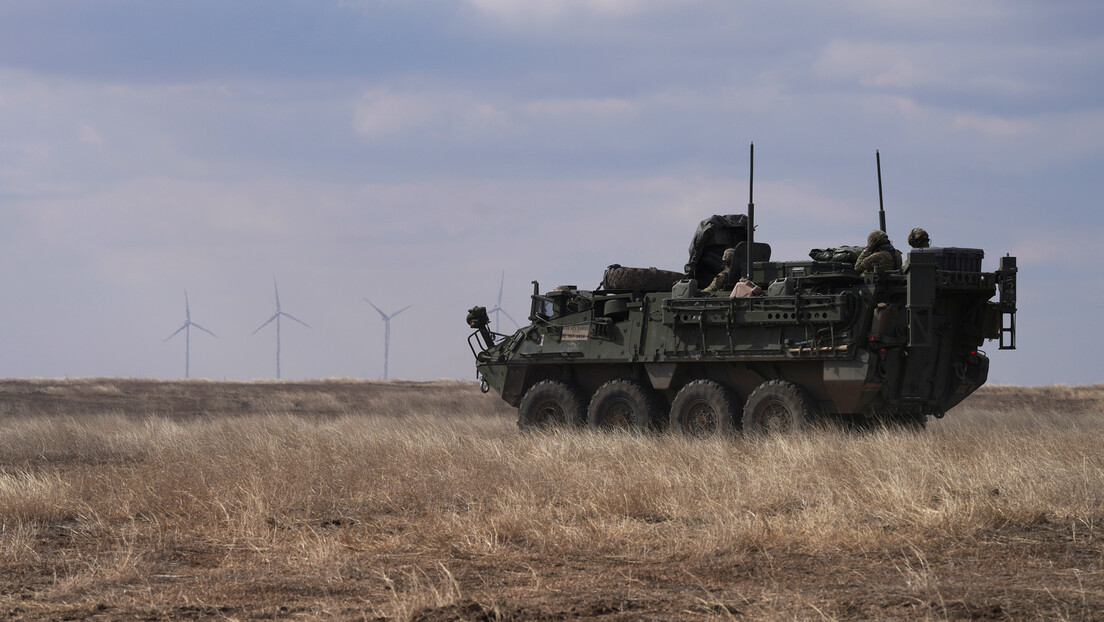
top-left (164, 291), bottom-right (217, 379)
top-left (488, 271), bottom-right (520, 333)
top-left (252, 279), bottom-right (309, 379)
top-left (364, 299), bottom-right (411, 381)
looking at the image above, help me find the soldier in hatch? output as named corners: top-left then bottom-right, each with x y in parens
top-left (907, 227), bottom-right (930, 248)
top-left (854, 230), bottom-right (902, 273)
top-left (702, 248), bottom-right (737, 293)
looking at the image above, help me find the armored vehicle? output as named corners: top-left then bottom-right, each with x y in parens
top-left (466, 154), bottom-right (1017, 434)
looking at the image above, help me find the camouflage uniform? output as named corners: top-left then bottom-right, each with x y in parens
top-left (854, 230), bottom-right (902, 273)
top-left (703, 248), bottom-right (737, 293)
top-left (907, 227), bottom-right (930, 248)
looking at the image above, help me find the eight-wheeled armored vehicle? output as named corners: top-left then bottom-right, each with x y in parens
top-left (466, 155), bottom-right (1018, 435)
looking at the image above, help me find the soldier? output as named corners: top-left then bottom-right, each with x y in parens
top-left (907, 227), bottom-right (930, 248)
top-left (702, 248), bottom-right (737, 293)
top-left (854, 230), bottom-right (902, 273)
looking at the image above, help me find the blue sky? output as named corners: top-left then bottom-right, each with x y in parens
top-left (1, 0), bottom-right (1101, 385)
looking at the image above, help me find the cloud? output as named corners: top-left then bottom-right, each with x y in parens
top-left (353, 89), bottom-right (439, 137)
top-left (814, 40), bottom-right (942, 90)
top-left (349, 83), bottom-right (797, 147)
top-left (78, 124), bottom-right (104, 145)
top-left (353, 88), bottom-right (508, 138)
top-left (942, 106), bottom-right (1104, 166)
top-left (811, 39), bottom-right (1047, 95)
top-left (352, 89), bottom-right (650, 147)
top-left (524, 97), bottom-right (636, 120)
top-left (839, 0), bottom-right (1007, 24)
top-left (951, 113), bottom-right (1032, 138)
top-left (810, 35), bottom-right (1103, 107)
top-left (463, 0), bottom-right (673, 20)
top-left (1009, 227), bottom-right (1104, 269)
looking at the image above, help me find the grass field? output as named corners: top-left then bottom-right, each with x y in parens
top-left (1, 379), bottom-right (1103, 620)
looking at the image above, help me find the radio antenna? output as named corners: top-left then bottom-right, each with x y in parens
top-left (876, 149), bottom-right (887, 233)
top-left (746, 142), bottom-right (755, 280)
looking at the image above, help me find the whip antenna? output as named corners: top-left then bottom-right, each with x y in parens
top-left (747, 142), bottom-right (755, 280)
top-left (876, 149), bottom-right (887, 232)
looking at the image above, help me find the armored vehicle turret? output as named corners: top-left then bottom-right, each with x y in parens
top-left (466, 154), bottom-right (1017, 434)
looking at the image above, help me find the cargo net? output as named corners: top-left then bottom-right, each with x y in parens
top-left (808, 246), bottom-right (864, 264)
top-left (600, 265), bottom-right (685, 292)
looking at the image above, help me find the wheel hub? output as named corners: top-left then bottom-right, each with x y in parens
top-left (535, 398), bottom-right (565, 426)
top-left (603, 398), bottom-right (633, 429)
top-left (758, 399), bottom-right (792, 434)
top-left (684, 399), bottom-right (717, 436)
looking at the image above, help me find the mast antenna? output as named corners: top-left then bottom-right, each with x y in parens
top-left (746, 142), bottom-right (755, 280)
top-left (877, 150), bottom-right (887, 232)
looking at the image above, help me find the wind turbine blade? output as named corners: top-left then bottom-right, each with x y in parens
top-left (499, 309), bottom-right (521, 328)
top-left (281, 312), bottom-right (310, 328)
top-left (252, 313), bottom-right (279, 335)
top-left (390, 304), bottom-right (413, 319)
top-left (164, 323), bottom-right (188, 342)
top-left (184, 291), bottom-right (191, 317)
top-left (364, 298), bottom-right (389, 321)
top-left (273, 278), bottom-right (281, 311)
top-left (497, 271), bottom-right (505, 307)
top-left (192, 322), bottom-right (217, 338)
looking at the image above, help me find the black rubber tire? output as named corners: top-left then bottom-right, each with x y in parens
top-left (742, 380), bottom-right (816, 435)
top-left (517, 380), bottom-right (587, 431)
top-left (587, 379), bottom-right (663, 433)
top-left (669, 380), bottom-right (740, 437)
top-left (602, 265), bottom-right (685, 292)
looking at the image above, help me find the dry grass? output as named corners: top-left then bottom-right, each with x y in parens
top-left (1, 380), bottom-right (1103, 620)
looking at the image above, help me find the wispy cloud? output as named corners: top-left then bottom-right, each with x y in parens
top-left (813, 39), bottom-right (1042, 95)
top-left (463, 0), bottom-right (680, 21)
top-left (353, 88), bottom-right (508, 138)
top-left (951, 113), bottom-right (1033, 138)
top-left (1010, 227), bottom-right (1104, 268)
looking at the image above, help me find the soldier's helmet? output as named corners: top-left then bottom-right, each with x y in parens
top-left (908, 228), bottom-right (930, 248)
top-left (867, 230), bottom-right (889, 247)
top-left (722, 248), bottom-right (736, 262)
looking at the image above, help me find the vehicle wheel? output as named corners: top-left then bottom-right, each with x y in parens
top-left (743, 380), bottom-right (816, 435)
top-left (669, 380), bottom-right (740, 437)
top-left (517, 380), bottom-right (587, 431)
top-left (587, 379), bottom-right (662, 432)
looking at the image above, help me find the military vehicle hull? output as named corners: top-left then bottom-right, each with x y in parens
top-left (467, 218), bottom-right (1017, 435)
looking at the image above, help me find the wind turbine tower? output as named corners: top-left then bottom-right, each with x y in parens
top-left (488, 270), bottom-right (520, 333)
top-left (364, 299), bottom-right (411, 380)
top-left (164, 291), bottom-right (217, 379)
top-left (253, 279), bottom-right (310, 379)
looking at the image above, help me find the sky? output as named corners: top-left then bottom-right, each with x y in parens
top-left (1, 0), bottom-right (1102, 386)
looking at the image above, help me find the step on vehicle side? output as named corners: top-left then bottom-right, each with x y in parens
top-left (466, 151), bottom-right (1017, 435)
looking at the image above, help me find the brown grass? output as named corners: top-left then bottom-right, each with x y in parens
top-left (1, 379), bottom-right (1103, 620)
